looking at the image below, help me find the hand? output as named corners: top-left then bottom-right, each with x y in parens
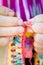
top-left (0, 6), bottom-right (24, 46)
top-left (28, 14), bottom-right (43, 55)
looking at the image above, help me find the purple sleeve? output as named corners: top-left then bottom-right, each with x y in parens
top-left (0, 0), bottom-right (43, 21)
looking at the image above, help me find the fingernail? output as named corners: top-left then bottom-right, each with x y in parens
top-left (18, 19), bottom-right (24, 25)
top-left (8, 11), bottom-right (14, 16)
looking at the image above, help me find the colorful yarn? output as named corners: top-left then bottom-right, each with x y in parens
top-left (8, 36), bottom-right (25, 65)
top-left (34, 53), bottom-right (43, 65)
top-left (26, 32), bottom-right (34, 38)
top-left (8, 24), bottom-right (34, 65)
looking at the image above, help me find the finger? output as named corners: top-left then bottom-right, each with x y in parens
top-left (34, 34), bottom-right (43, 44)
top-left (28, 14), bottom-right (43, 23)
top-left (34, 47), bottom-right (43, 55)
top-left (0, 37), bottom-right (10, 46)
top-left (34, 42), bottom-right (43, 49)
top-left (0, 6), bottom-right (15, 16)
top-left (0, 15), bottom-right (23, 26)
top-left (32, 22), bottom-right (43, 33)
top-left (0, 26), bottom-right (24, 36)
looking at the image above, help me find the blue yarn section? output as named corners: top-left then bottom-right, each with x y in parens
top-left (39, 55), bottom-right (43, 59)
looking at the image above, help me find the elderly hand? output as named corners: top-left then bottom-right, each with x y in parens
top-left (0, 6), bottom-right (24, 46)
top-left (29, 14), bottom-right (43, 55)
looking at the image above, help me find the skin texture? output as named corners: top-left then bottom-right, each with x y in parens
top-left (0, 15), bottom-right (23, 26)
top-left (29, 14), bottom-right (43, 55)
top-left (0, 6), bottom-right (24, 46)
top-left (0, 6), bottom-right (24, 65)
top-left (0, 6), bottom-right (43, 65)
top-left (25, 14), bottom-right (43, 55)
top-left (32, 23), bottom-right (43, 34)
top-left (34, 34), bottom-right (43, 44)
top-left (0, 6), bottom-right (15, 16)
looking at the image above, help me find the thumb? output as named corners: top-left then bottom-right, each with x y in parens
top-left (28, 14), bottom-right (43, 23)
top-left (0, 6), bottom-right (16, 16)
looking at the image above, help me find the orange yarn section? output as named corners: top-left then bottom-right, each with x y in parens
top-left (21, 21), bottom-right (34, 59)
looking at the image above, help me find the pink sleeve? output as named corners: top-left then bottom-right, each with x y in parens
top-left (0, 0), bottom-right (3, 6)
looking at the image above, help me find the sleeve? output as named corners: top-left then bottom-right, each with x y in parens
top-left (0, 0), bottom-right (43, 21)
